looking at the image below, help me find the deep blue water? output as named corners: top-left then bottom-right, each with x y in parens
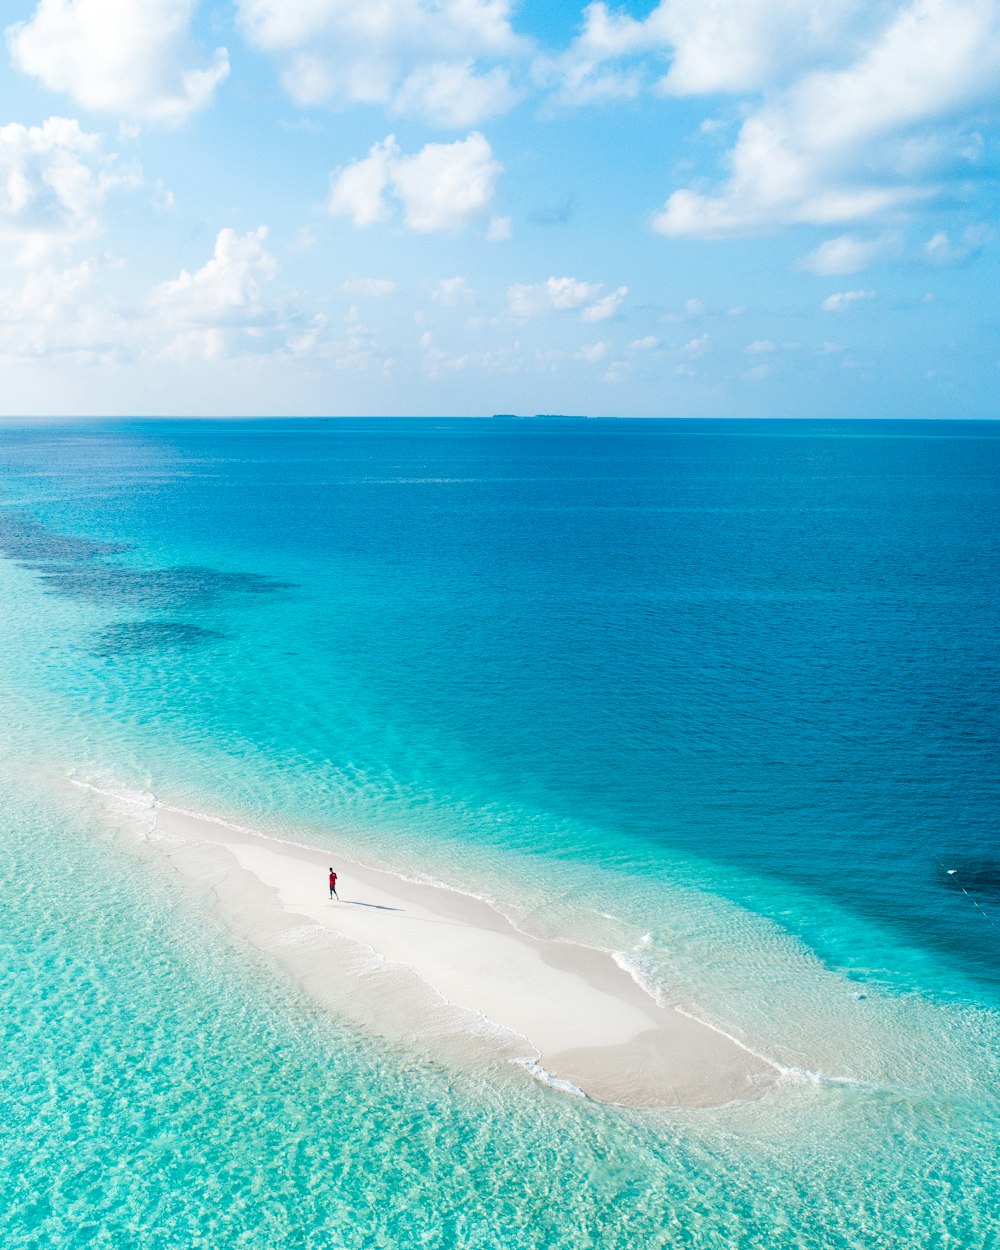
top-left (1, 417), bottom-right (998, 1248)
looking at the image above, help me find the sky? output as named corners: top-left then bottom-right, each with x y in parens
top-left (0, 0), bottom-right (997, 418)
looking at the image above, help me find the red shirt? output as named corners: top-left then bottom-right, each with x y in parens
top-left (329, 872), bottom-right (337, 887)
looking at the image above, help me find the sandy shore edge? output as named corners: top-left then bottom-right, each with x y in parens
top-left (77, 784), bottom-right (778, 1108)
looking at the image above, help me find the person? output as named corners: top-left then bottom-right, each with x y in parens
top-left (328, 868), bottom-right (339, 900)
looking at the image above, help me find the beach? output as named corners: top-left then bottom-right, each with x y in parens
top-left (113, 794), bottom-right (777, 1109)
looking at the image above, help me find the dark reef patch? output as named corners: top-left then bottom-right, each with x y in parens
top-left (93, 621), bottom-right (230, 654)
top-left (0, 507), bottom-right (295, 617)
top-left (0, 509), bottom-right (132, 562)
top-left (2, 504), bottom-right (296, 655)
top-left (36, 563), bottom-right (296, 608)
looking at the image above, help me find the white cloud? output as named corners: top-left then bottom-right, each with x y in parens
top-left (629, 335), bottom-right (660, 350)
top-left (798, 234), bottom-right (891, 274)
top-left (392, 62), bottom-right (519, 128)
top-left (507, 276), bottom-right (627, 322)
top-left (328, 132), bottom-right (501, 233)
top-left (746, 339), bottom-right (776, 353)
top-left (923, 224), bottom-right (995, 264)
top-left (551, 0), bottom-right (887, 105)
top-left (393, 133), bottom-right (501, 231)
top-left (508, 276), bottom-right (599, 317)
top-left (328, 136), bottom-right (397, 228)
top-left (8, 0), bottom-right (229, 125)
top-left (576, 340), bottom-right (608, 361)
top-left (0, 116), bottom-right (139, 264)
top-left (0, 258), bottom-right (121, 362)
top-left (581, 285), bottom-right (627, 322)
top-left (432, 276), bottom-right (473, 304)
top-left (236, 0), bottom-right (526, 125)
top-left (652, 0), bottom-right (1000, 238)
top-left (924, 231), bottom-right (953, 263)
top-left (681, 332), bottom-right (709, 356)
top-left (745, 363), bottom-right (771, 380)
top-left (288, 306), bottom-right (389, 372)
top-left (151, 226), bottom-right (280, 358)
top-left (821, 288), bottom-right (875, 311)
top-left (341, 277), bottom-right (397, 297)
top-left (662, 295), bottom-right (706, 322)
top-left (541, 5), bottom-right (648, 106)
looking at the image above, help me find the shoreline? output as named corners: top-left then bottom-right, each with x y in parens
top-left (73, 781), bottom-right (779, 1109)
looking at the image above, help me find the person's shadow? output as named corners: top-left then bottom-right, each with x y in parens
top-left (339, 900), bottom-right (403, 912)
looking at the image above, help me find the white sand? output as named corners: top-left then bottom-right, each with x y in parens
top-left (90, 791), bottom-right (778, 1108)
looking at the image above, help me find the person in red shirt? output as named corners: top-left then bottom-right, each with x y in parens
top-left (328, 868), bottom-right (339, 900)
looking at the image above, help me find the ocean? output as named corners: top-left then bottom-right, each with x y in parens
top-left (1, 417), bottom-right (998, 1248)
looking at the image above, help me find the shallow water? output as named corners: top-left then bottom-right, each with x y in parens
top-left (2, 418), bottom-right (998, 1247)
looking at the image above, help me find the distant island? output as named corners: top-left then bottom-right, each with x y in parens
top-left (491, 413), bottom-right (588, 420)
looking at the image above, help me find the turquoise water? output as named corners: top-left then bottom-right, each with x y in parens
top-left (2, 418), bottom-right (998, 1247)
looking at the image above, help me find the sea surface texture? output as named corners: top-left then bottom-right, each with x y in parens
top-left (1, 418), bottom-right (998, 1248)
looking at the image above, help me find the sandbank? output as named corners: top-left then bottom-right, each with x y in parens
top-left (96, 795), bottom-right (779, 1108)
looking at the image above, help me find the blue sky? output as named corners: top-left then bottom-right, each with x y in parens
top-left (0, 0), bottom-right (997, 417)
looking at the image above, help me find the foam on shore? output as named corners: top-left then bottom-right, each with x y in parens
top-left (74, 782), bottom-right (779, 1108)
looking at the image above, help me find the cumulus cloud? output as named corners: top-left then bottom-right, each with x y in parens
top-left (0, 258), bottom-right (121, 362)
top-left (328, 132), bottom-right (502, 233)
top-left (7, 0), bottom-right (229, 124)
top-left (662, 296), bottom-right (706, 322)
top-left (581, 286), bottom-right (628, 322)
top-left (432, 276), bottom-right (473, 304)
top-left (288, 305), bottom-right (389, 371)
top-left (236, 0), bottom-right (526, 126)
top-left (923, 224), bottom-right (995, 264)
top-left (576, 340), bottom-right (608, 361)
top-left (392, 134), bottom-right (501, 231)
top-left (798, 234), bottom-right (892, 274)
top-left (328, 136), bottom-right (397, 228)
top-left (650, 0), bottom-right (1000, 237)
top-left (680, 332), bottom-right (709, 356)
top-left (746, 339), bottom-right (776, 353)
top-left (821, 288), bottom-right (875, 311)
top-left (508, 276), bottom-right (628, 321)
top-left (151, 226), bottom-right (280, 358)
top-left (629, 335), bottom-right (660, 350)
top-left (508, 276), bottom-right (598, 316)
top-left (552, 0), bottom-right (909, 105)
top-left (391, 62), bottom-right (520, 128)
top-left (0, 116), bottom-right (140, 264)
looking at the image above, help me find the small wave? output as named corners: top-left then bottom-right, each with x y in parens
top-left (69, 776), bottom-right (158, 810)
top-left (513, 1057), bottom-right (587, 1099)
top-left (67, 776), bottom-right (162, 840)
top-left (776, 1066), bottom-right (870, 1090)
